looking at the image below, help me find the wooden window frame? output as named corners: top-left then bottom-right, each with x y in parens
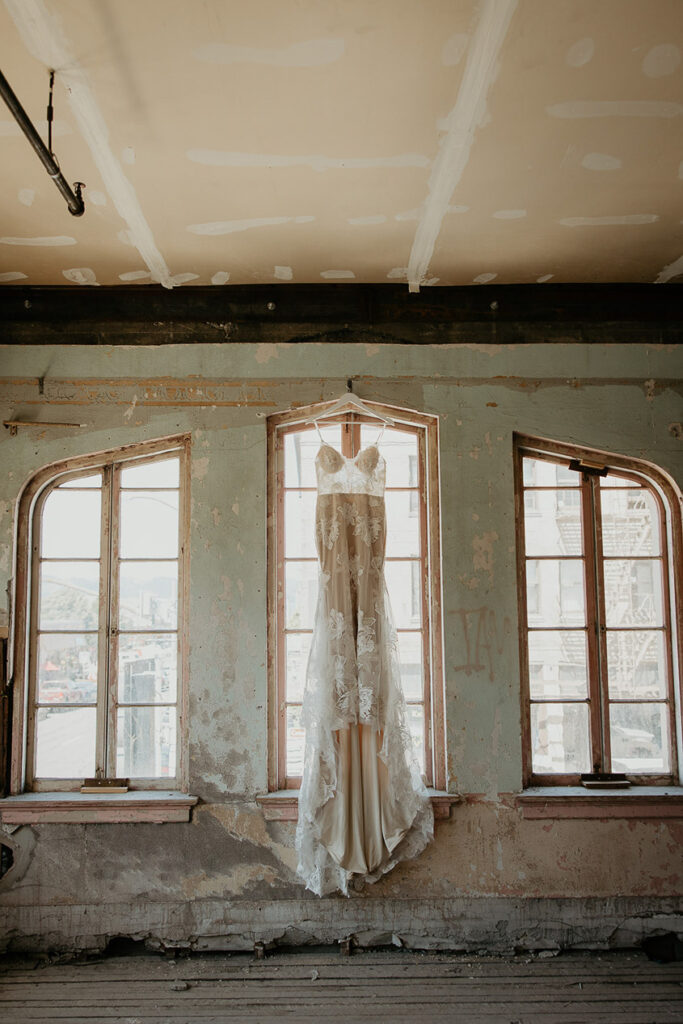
top-left (266, 400), bottom-right (446, 794)
top-left (8, 434), bottom-right (191, 796)
top-left (514, 433), bottom-right (683, 788)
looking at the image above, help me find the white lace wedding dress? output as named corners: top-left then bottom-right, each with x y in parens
top-left (296, 436), bottom-right (434, 896)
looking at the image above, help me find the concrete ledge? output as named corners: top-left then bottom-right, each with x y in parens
top-left (516, 787), bottom-right (683, 819)
top-left (0, 791), bottom-right (198, 824)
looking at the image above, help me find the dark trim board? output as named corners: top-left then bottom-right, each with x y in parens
top-left (1, 283), bottom-right (681, 345)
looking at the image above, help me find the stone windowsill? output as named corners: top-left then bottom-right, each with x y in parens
top-left (515, 786), bottom-right (683, 819)
top-left (257, 789), bottom-right (461, 822)
top-left (0, 791), bottom-right (198, 824)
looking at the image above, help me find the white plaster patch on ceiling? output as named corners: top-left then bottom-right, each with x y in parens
top-left (62, 267), bottom-right (98, 285)
top-left (119, 270), bottom-right (150, 281)
top-left (194, 38), bottom-right (344, 68)
top-left (0, 270), bottom-right (27, 281)
top-left (547, 100), bottom-right (683, 118)
top-left (537, 274), bottom-right (554, 283)
top-left (0, 235), bottom-right (76, 245)
top-left (88, 191), bottom-right (107, 206)
top-left (321, 269), bottom-right (355, 279)
top-left (18, 188), bottom-right (35, 206)
top-left (4, 0), bottom-right (173, 287)
top-left (407, 0), bottom-right (518, 292)
top-left (121, 147), bottom-right (135, 165)
top-left (171, 272), bottom-right (199, 285)
top-left (442, 33), bottom-right (469, 67)
top-left (560, 214), bottom-right (658, 226)
top-left (566, 37), bottom-right (595, 67)
top-left (348, 215), bottom-right (387, 225)
top-left (0, 118), bottom-right (70, 136)
top-left (187, 150), bottom-right (430, 171)
top-left (211, 271), bottom-right (230, 285)
top-left (581, 152), bottom-right (622, 171)
top-left (274, 265), bottom-right (293, 280)
top-left (187, 216), bottom-right (314, 236)
top-left (387, 267), bottom-right (407, 279)
top-left (642, 44), bottom-right (681, 78)
top-left (117, 229), bottom-right (134, 246)
top-left (474, 272), bottom-right (497, 283)
top-left (493, 209), bottom-right (526, 219)
top-left (655, 253), bottom-right (683, 284)
top-left (395, 208), bottom-right (421, 221)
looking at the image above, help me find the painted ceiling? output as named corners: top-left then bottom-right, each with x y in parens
top-left (0, 0), bottom-right (681, 290)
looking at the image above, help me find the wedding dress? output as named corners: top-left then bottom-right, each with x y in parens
top-left (296, 429), bottom-right (434, 896)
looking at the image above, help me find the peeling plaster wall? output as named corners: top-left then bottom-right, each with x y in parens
top-left (1, 338), bottom-right (682, 952)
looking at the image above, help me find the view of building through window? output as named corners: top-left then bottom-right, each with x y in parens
top-left (520, 450), bottom-right (674, 780)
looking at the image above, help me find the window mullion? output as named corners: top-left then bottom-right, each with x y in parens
top-left (581, 472), bottom-right (605, 773)
top-left (591, 475), bottom-right (612, 771)
top-left (101, 464), bottom-right (118, 778)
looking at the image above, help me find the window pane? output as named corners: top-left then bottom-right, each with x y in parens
top-left (284, 490), bottom-right (317, 558)
top-left (606, 630), bottom-right (668, 699)
top-left (285, 426), bottom-right (340, 488)
top-left (286, 633), bottom-right (311, 702)
top-left (118, 634), bottom-right (177, 703)
top-left (120, 456), bottom-right (179, 489)
top-left (603, 559), bottom-right (663, 626)
top-left (600, 487), bottom-right (661, 556)
top-left (364, 427), bottom-right (418, 488)
top-left (524, 490), bottom-right (583, 556)
top-left (35, 706), bottom-right (96, 778)
top-left (531, 702), bottom-right (590, 774)
top-left (39, 561), bottom-right (100, 631)
top-left (397, 631), bottom-right (423, 700)
top-left (37, 634), bottom-right (98, 704)
top-left (117, 705), bottom-right (176, 778)
top-left (285, 561), bottom-right (319, 629)
top-left (526, 559), bottom-right (585, 626)
top-left (42, 489), bottom-right (101, 558)
top-left (385, 561), bottom-right (422, 628)
top-left (119, 561), bottom-right (178, 630)
top-left (385, 491), bottom-right (420, 557)
top-left (610, 703), bottom-right (669, 774)
top-left (405, 703), bottom-right (425, 774)
top-left (524, 458), bottom-right (579, 488)
top-left (528, 631), bottom-right (588, 699)
top-left (601, 472), bottom-right (638, 488)
top-left (60, 473), bottom-right (102, 488)
top-left (286, 704), bottom-right (304, 776)
top-left (120, 491), bottom-right (179, 558)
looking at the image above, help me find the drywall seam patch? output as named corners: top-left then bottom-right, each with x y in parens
top-left (655, 254), bottom-right (683, 284)
top-left (407, 0), bottom-right (518, 292)
top-left (4, 0), bottom-right (173, 288)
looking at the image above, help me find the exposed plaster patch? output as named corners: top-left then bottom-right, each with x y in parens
top-left (365, 344), bottom-right (381, 356)
top-left (187, 150), bottom-right (429, 171)
top-left (274, 265), bottom-right (293, 280)
top-left (123, 395), bottom-right (138, 421)
top-left (536, 273), bottom-right (553, 283)
top-left (644, 379), bottom-right (656, 401)
top-left (655, 253), bottom-right (683, 284)
top-left (473, 272), bottom-right (497, 283)
top-left (348, 214), bottom-right (387, 225)
top-left (581, 152), bottom-right (622, 171)
top-left (119, 270), bottom-right (150, 281)
top-left (195, 38), bottom-right (344, 67)
top-left (0, 271), bottom-right (27, 281)
top-left (493, 209), bottom-right (526, 219)
top-left (566, 38), bottom-right (594, 67)
top-left (187, 216), bottom-right (314, 236)
top-left (171, 272), bottom-right (200, 285)
top-left (192, 456), bottom-right (209, 480)
top-left (62, 267), bottom-right (99, 285)
top-left (560, 214), bottom-right (658, 227)
top-left (320, 269), bottom-right (355, 279)
top-left (442, 33), bottom-right (469, 66)
top-left (18, 188), bottom-right (35, 206)
top-left (211, 271), bottom-right (230, 285)
top-left (387, 267), bottom-right (408, 279)
top-left (254, 343), bottom-right (280, 364)
top-left (472, 531), bottom-right (499, 583)
top-left (210, 508), bottom-right (221, 527)
top-left (642, 44), bottom-right (681, 78)
top-left (547, 100), bottom-right (683, 118)
top-left (0, 235), bottom-right (76, 246)
top-left (668, 423), bottom-right (683, 440)
top-left (231, 502), bottom-right (239, 517)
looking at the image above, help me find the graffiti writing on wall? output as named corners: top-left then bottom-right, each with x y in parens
top-left (451, 606), bottom-right (511, 682)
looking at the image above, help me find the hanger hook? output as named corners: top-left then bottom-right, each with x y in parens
top-left (346, 378), bottom-right (353, 393)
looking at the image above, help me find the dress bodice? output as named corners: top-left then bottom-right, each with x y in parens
top-left (315, 444), bottom-right (386, 497)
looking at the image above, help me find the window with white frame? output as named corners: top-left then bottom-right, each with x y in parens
top-left (267, 403), bottom-right (445, 792)
top-left (11, 437), bottom-right (189, 792)
top-left (515, 435), bottom-right (682, 786)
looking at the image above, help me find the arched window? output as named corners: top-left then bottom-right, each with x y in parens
top-left (9, 436), bottom-right (190, 794)
top-left (267, 401), bottom-right (445, 792)
top-left (515, 434), bottom-right (682, 787)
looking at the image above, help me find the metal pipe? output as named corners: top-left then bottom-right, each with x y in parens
top-left (0, 68), bottom-right (85, 216)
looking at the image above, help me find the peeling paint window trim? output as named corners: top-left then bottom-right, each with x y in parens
top-left (514, 433), bottom-right (683, 790)
top-left (8, 434), bottom-right (191, 796)
top-left (266, 400), bottom-right (446, 793)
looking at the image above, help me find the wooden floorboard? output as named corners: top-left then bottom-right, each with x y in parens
top-left (1, 949), bottom-right (682, 1023)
